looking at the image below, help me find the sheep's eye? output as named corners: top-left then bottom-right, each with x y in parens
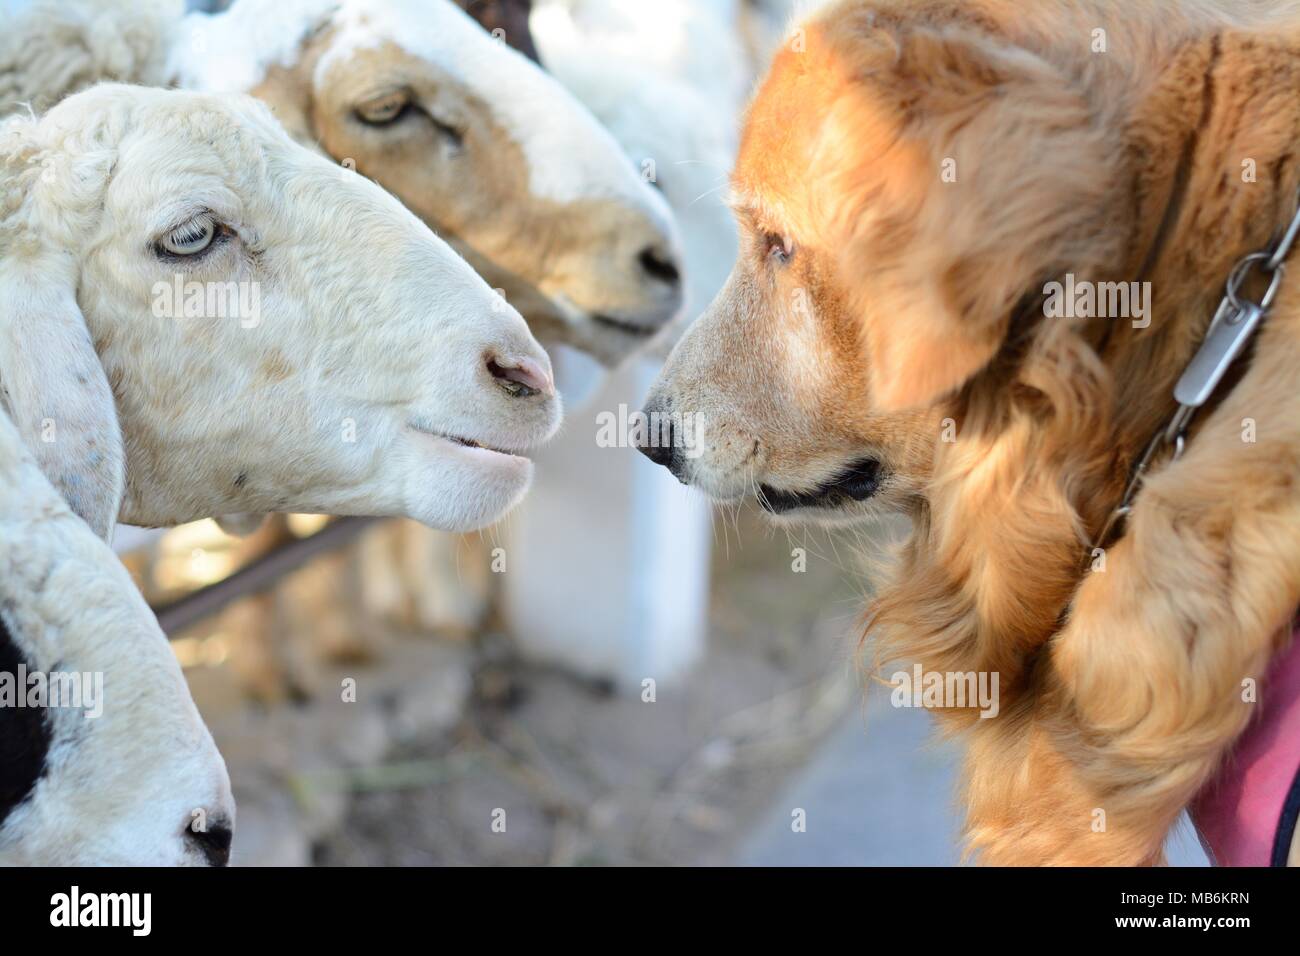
top-left (159, 215), bottom-right (218, 257)
top-left (355, 93), bottom-right (412, 126)
top-left (765, 233), bottom-right (794, 265)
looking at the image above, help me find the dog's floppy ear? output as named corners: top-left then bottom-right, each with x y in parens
top-left (0, 259), bottom-right (125, 541)
top-left (819, 22), bottom-right (1121, 411)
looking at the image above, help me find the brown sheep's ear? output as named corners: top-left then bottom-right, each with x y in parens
top-left (0, 254), bottom-right (125, 540)
top-left (816, 21), bottom-right (1120, 411)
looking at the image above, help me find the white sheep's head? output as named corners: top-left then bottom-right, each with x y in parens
top-left (0, 83), bottom-right (562, 538)
top-left (0, 408), bottom-right (234, 866)
top-left (170, 0), bottom-right (685, 366)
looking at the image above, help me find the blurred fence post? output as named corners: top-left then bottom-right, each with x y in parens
top-left (503, 350), bottom-right (712, 690)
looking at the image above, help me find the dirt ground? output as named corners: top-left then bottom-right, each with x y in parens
top-left (312, 508), bottom-right (879, 866)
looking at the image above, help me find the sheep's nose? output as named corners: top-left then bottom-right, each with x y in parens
top-left (186, 819), bottom-right (233, 867)
top-left (486, 353), bottom-right (554, 399)
top-left (638, 244), bottom-right (681, 288)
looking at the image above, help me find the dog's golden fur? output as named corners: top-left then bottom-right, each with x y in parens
top-left (647, 0), bottom-right (1300, 863)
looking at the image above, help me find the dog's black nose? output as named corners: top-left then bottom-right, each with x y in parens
top-left (634, 401), bottom-right (681, 474)
top-left (636, 416), bottom-right (675, 467)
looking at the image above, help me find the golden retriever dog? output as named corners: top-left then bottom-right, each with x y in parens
top-left (640, 0), bottom-right (1300, 865)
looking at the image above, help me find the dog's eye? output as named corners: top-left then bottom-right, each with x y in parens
top-left (157, 214), bottom-right (227, 258)
top-left (766, 233), bottom-right (794, 264)
top-left (355, 92), bottom-right (412, 126)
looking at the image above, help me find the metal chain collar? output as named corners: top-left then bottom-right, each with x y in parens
top-left (1090, 193), bottom-right (1300, 555)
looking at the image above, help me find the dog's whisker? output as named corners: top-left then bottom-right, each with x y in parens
top-left (687, 182), bottom-right (730, 208)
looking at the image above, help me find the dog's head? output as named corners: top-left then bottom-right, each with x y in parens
top-left (640, 1), bottom-right (1124, 526)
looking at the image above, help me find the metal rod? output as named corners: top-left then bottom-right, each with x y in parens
top-left (153, 516), bottom-right (379, 637)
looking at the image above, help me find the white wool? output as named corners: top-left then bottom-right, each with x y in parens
top-left (167, 0), bottom-right (339, 95)
top-left (0, 0), bottom-right (182, 113)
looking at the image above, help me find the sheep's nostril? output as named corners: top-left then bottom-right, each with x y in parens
top-left (487, 354), bottom-right (553, 398)
top-left (638, 246), bottom-right (681, 286)
top-left (186, 820), bottom-right (233, 867)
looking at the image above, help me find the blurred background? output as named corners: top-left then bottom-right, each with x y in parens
top-left (107, 0), bottom-right (1209, 866)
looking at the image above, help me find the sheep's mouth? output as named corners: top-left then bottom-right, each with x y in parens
top-left (406, 424), bottom-right (530, 463)
top-left (757, 459), bottom-right (883, 515)
top-left (592, 314), bottom-right (658, 337)
top-left (446, 434), bottom-right (505, 452)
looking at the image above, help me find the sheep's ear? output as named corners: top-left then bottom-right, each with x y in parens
top-left (818, 22), bottom-right (1119, 411)
top-left (0, 260), bottom-right (125, 540)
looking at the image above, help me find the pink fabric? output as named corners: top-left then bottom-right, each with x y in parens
top-left (1190, 625), bottom-right (1300, 866)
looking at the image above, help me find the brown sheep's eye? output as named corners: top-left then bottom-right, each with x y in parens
top-left (355, 92), bottom-right (412, 126)
top-left (355, 93), bottom-right (464, 150)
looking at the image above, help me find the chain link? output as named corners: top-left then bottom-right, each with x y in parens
top-left (1089, 191), bottom-right (1300, 555)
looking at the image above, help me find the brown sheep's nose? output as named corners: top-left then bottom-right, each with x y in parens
top-left (638, 245), bottom-right (681, 287)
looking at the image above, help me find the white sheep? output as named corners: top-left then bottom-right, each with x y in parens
top-left (530, 0), bottom-right (754, 329)
top-left (0, 82), bottom-right (561, 541)
top-left (1, 0), bottom-right (685, 367)
top-left (0, 403), bottom-right (234, 865)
